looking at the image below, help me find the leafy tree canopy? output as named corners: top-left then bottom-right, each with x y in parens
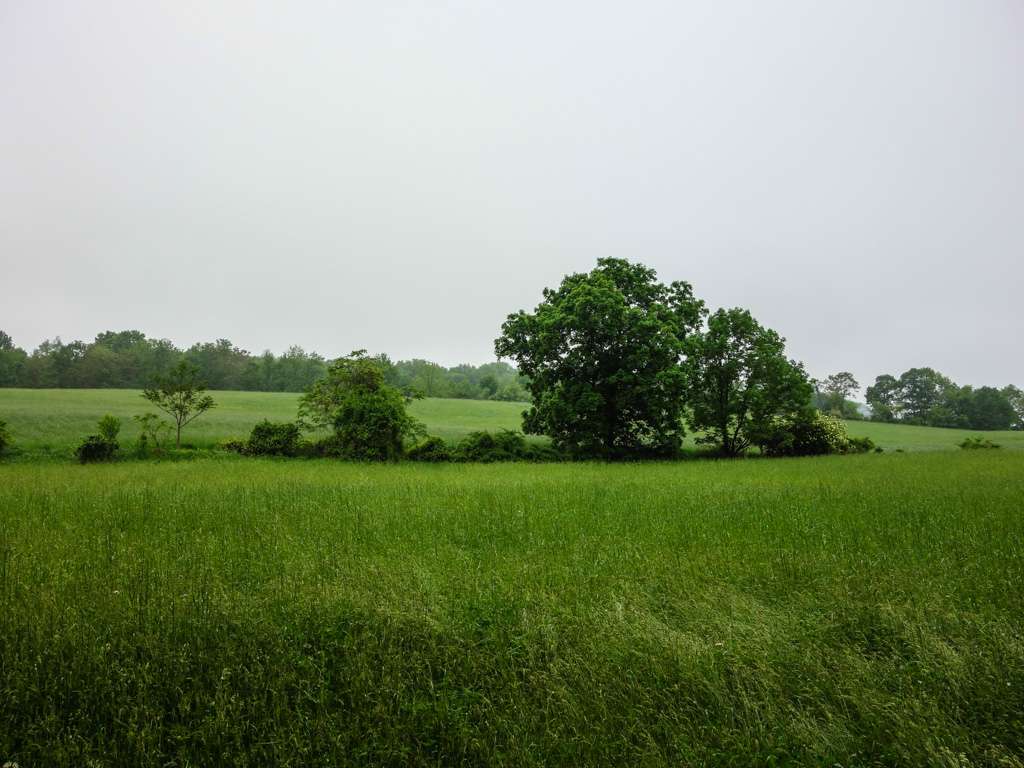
top-left (684, 308), bottom-right (812, 457)
top-left (142, 361), bottom-right (216, 447)
top-left (495, 258), bottom-right (705, 458)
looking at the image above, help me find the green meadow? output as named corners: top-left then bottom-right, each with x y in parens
top-left (1, 387), bottom-right (1021, 456)
top-left (1, 389), bottom-right (1023, 765)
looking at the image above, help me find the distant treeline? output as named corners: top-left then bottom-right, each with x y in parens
top-left (864, 367), bottom-right (1022, 431)
top-left (0, 330), bottom-right (529, 401)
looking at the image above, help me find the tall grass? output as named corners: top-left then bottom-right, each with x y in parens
top-left (1, 452), bottom-right (1022, 765)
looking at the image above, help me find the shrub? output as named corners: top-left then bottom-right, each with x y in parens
top-left (76, 416), bottom-right (121, 463)
top-left (758, 410), bottom-right (849, 457)
top-left (98, 415), bottom-right (121, 443)
top-left (244, 420), bottom-right (302, 457)
top-left (133, 413), bottom-right (170, 458)
top-left (959, 437), bottom-right (1001, 450)
top-left (0, 418), bottom-right (11, 456)
top-left (76, 434), bottom-right (118, 464)
top-left (222, 439), bottom-right (247, 454)
top-left (333, 388), bottom-right (423, 461)
top-left (406, 436), bottom-right (452, 462)
top-left (845, 436), bottom-right (877, 454)
top-left (451, 430), bottom-right (563, 462)
top-left (453, 430), bottom-right (526, 462)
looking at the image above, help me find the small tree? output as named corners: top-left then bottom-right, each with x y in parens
top-left (299, 350), bottom-right (406, 430)
top-left (133, 413), bottom-right (171, 456)
top-left (0, 418), bottom-right (11, 456)
top-left (301, 351), bottom-right (424, 460)
top-left (142, 361), bottom-right (215, 447)
top-left (684, 308), bottom-right (812, 457)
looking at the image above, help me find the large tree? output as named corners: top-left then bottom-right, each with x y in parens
top-left (820, 371), bottom-right (860, 414)
top-left (142, 361), bottom-right (216, 447)
top-left (1003, 385), bottom-right (1024, 431)
top-left (963, 386), bottom-right (1016, 431)
top-left (495, 258), bottom-right (705, 458)
top-left (865, 374), bottom-right (900, 422)
top-left (897, 367), bottom-right (954, 424)
top-left (684, 308), bottom-right (812, 457)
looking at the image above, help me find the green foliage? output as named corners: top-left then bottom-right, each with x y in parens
top-left (75, 435), bottom-right (117, 463)
top-left (302, 352), bottom-right (425, 461)
top-left (97, 414), bottom-right (121, 443)
top-left (132, 413), bottom-right (170, 457)
top-left (298, 350), bottom-right (400, 430)
top-left (333, 388), bottom-right (424, 461)
top-left (142, 361), bottom-right (216, 448)
top-left (845, 435), bottom-right (878, 454)
top-left (449, 429), bottom-right (554, 462)
top-left (244, 420), bottom-right (302, 457)
top-left (1004, 385), bottom-right (1024, 430)
top-left (685, 308), bottom-right (813, 457)
top-left (959, 436), bottom-right (1001, 450)
top-left (818, 371), bottom-right (860, 415)
top-left (75, 415), bottom-right (123, 463)
top-left (0, 417), bottom-right (11, 455)
top-left (758, 410), bottom-right (851, 457)
top-left (962, 386), bottom-right (1016, 431)
top-left (405, 436), bottom-right (453, 462)
top-left (865, 374), bottom-right (900, 422)
top-left (867, 370), bottom-right (1018, 431)
top-left (496, 258), bottom-right (705, 458)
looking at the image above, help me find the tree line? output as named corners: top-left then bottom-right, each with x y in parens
top-left (0, 330), bottom-right (528, 401)
top-left (864, 368), bottom-right (1021, 431)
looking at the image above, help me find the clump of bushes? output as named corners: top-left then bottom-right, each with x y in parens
top-left (845, 436), bottom-right (878, 454)
top-left (76, 415), bottom-right (121, 463)
top-left (758, 410), bottom-right (877, 457)
top-left (133, 413), bottom-right (170, 458)
top-left (406, 436), bottom-right (452, 462)
top-left (406, 430), bottom-right (564, 463)
top-left (758, 410), bottom-right (848, 457)
top-left (244, 420), bottom-right (303, 457)
top-left (959, 436), bottom-right (1001, 450)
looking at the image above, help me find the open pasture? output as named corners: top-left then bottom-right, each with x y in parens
top-left (1, 451), bottom-right (1023, 765)
top-left (0, 388), bottom-right (530, 455)
top-left (1, 387), bottom-right (1022, 456)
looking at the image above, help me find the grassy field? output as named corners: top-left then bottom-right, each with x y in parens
top-left (1, 452), bottom-right (1022, 765)
top-left (0, 388), bottom-right (530, 455)
top-left (1, 387), bottom-right (1022, 456)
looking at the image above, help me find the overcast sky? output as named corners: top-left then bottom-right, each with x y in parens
top-left (2, 1), bottom-right (1022, 391)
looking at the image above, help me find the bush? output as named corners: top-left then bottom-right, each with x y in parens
top-left (222, 439), bottom-right (247, 454)
top-left (76, 415), bottom-right (121, 463)
top-left (759, 410), bottom-right (849, 457)
top-left (76, 435), bottom-right (118, 463)
top-left (959, 437), bottom-right (1001, 450)
top-left (98, 415), bottom-right (121, 443)
top-left (333, 388), bottom-right (423, 461)
top-left (406, 436), bottom-right (452, 462)
top-left (133, 413), bottom-right (170, 458)
top-left (452, 430), bottom-right (563, 462)
top-left (845, 436), bottom-right (877, 454)
top-left (0, 418), bottom-right (11, 456)
top-left (245, 420), bottom-right (302, 457)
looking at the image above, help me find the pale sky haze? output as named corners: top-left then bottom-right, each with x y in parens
top-left (2, 1), bottom-right (1022, 393)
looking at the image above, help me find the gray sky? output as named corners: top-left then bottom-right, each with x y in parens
top-left (2, 0), bottom-right (1022, 392)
